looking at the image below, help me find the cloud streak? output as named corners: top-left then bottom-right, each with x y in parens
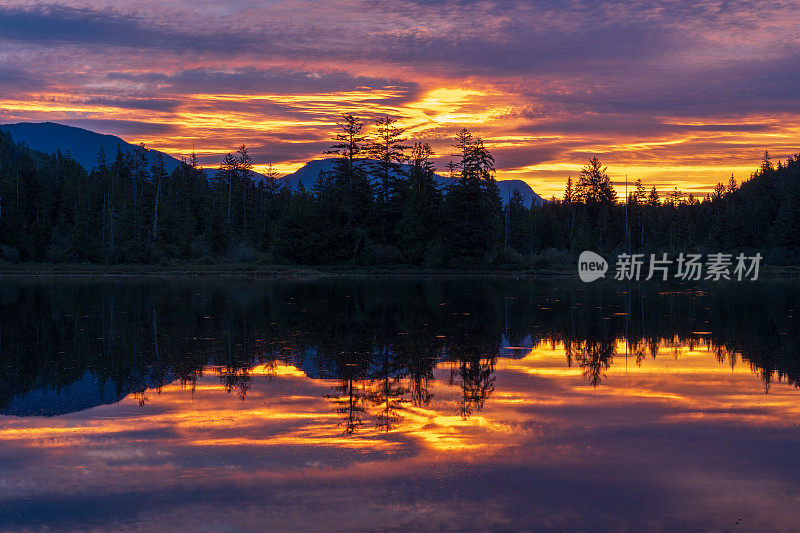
top-left (1, 0), bottom-right (798, 195)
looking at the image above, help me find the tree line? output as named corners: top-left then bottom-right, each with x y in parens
top-left (538, 150), bottom-right (800, 264)
top-left (2, 279), bottom-right (797, 424)
top-left (1, 114), bottom-right (798, 267)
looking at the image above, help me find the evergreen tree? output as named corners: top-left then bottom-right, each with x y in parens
top-left (564, 176), bottom-right (574, 203)
top-left (325, 114), bottom-right (375, 261)
top-left (236, 145), bottom-right (253, 243)
top-left (575, 157), bottom-right (617, 206)
top-left (444, 129), bottom-right (502, 262)
top-left (506, 188), bottom-right (530, 254)
top-left (397, 142), bottom-right (442, 264)
top-left (368, 116), bottom-right (409, 245)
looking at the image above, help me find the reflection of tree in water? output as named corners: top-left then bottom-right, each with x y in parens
top-left (133, 391), bottom-right (149, 407)
top-left (567, 340), bottom-right (616, 387)
top-left (327, 376), bottom-right (367, 434)
top-left (219, 367), bottom-right (251, 400)
top-left (324, 331), bottom-right (445, 433)
top-left (403, 336), bottom-right (438, 409)
top-left (449, 355), bottom-right (495, 419)
top-left (366, 346), bottom-right (409, 432)
top-left (1, 279), bottom-right (799, 425)
top-left (320, 332), bottom-right (375, 434)
top-left (325, 351), bottom-right (494, 432)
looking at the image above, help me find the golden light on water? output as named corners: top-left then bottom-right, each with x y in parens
top-left (2, 339), bottom-right (797, 456)
top-left (3, 327), bottom-right (800, 530)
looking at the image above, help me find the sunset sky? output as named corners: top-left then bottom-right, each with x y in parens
top-left (1, 1), bottom-right (798, 197)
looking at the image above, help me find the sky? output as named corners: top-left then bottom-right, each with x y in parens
top-left (1, 1), bottom-right (799, 197)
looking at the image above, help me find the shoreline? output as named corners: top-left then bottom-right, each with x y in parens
top-left (0, 263), bottom-right (574, 278)
top-left (0, 263), bottom-right (797, 279)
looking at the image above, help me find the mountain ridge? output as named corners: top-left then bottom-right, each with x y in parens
top-left (0, 121), bottom-right (185, 173)
top-left (278, 159), bottom-right (544, 206)
top-left (1, 121), bottom-right (542, 205)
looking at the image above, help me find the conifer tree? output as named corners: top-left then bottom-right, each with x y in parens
top-left (324, 114), bottom-right (374, 261)
top-left (397, 142), bottom-right (442, 264)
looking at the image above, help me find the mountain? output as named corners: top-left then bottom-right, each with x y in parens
top-left (0, 121), bottom-right (186, 174)
top-left (0, 122), bottom-right (543, 204)
top-left (279, 158), bottom-right (544, 206)
top-left (496, 179), bottom-right (545, 207)
top-left (0, 121), bottom-right (272, 184)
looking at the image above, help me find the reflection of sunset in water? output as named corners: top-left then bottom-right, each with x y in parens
top-left (4, 340), bottom-right (800, 529)
top-left (2, 279), bottom-right (800, 530)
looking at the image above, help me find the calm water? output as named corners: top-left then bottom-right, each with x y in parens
top-left (1, 278), bottom-right (799, 532)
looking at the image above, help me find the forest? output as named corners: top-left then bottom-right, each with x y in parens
top-left (1, 113), bottom-right (798, 267)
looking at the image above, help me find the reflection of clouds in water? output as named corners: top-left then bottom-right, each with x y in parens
top-left (3, 344), bottom-right (800, 531)
top-left (1, 279), bottom-right (800, 529)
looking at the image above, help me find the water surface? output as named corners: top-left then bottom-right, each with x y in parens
top-left (1, 279), bottom-right (799, 532)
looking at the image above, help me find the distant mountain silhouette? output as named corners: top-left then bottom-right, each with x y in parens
top-left (0, 121), bottom-right (186, 174)
top-left (279, 158), bottom-right (544, 206)
top-left (0, 122), bottom-right (542, 204)
top-left (0, 121), bottom-right (272, 184)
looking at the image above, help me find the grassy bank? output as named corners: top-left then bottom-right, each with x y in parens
top-left (0, 261), bottom-right (797, 279)
top-left (0, 262), bottom-right (574, 278)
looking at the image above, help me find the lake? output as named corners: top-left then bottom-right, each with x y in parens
top-left (1, 278), bottom-right (799, 532)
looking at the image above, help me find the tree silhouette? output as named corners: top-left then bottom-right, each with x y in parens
top-left (575, 157), bottom-right (617, 206)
